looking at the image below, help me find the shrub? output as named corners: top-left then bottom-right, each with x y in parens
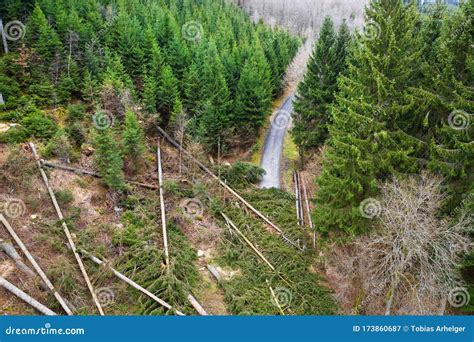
top-left (54, 189), bottom-right (74, 207)
top-left (0, 146), bottom-right (36, 189)
top-left (20, 111), bottom-right (57, 139)
top-left (42, 130), bottom-right (75, 161)
top-left (67, 104), bottom-right (86, 123)
top-left (220, 162), bottom-right (265, 188)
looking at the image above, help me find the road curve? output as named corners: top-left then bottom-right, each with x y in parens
top-left (260, 94), bottom-right (295, 189)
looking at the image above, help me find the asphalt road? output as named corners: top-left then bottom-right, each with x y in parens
top-left (260, 94), bottom-right (295, 189)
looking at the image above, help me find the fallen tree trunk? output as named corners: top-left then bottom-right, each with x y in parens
top-left (41, 160), bottom-right (159, 190)
top-left (300, 173), bottom-right (315, 249)
top-left (79, 250), bottom-right (185, 316)
top-left (187, 294), bottom-right (208, 316)
top-left (0, 239), bottom-right (36, 278)
top-left (0, 214), bottom-right (73, 315)
top-left (221, 212), bottom-right (275, 271)
top-left (294, 172), bottom-right (301, 226)
top-left (0, 276), bottom-right (57, 315)
top-left (156, 140), bottom-right (170, 267)
top-left (29, 142), bottom-right (104, 315)
top-left (156, 126), bottom-right (302, 251)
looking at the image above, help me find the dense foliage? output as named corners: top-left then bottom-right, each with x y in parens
top-left (292, 16), bottom-right (351, 161)
top-left (0, 0), bottom-right (299, 152)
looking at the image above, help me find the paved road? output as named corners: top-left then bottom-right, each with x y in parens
top-left (260, 94), bottom-right (295, 189)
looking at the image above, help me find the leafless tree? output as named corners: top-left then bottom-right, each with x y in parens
top-left (357, 172), bottom-right (472, 315)
top-left (234, 0), bottom-right (367, 39)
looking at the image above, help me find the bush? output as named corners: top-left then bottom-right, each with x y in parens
top-left (20, 111), bottom-right (57, 139)
top-left (220, 162), bottom-right (265, 188)
top-left (66, 122), bottom-right (86, 147)
top-left (0, 146), bottom-right (36, 189)
top-left (67, 104), bottom-right (86, 123)
top-left (54, 189), bottom-right (74, 207)
top-left (42, 130), bottom-right (76, 161)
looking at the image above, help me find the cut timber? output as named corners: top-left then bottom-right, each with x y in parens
top-left (266, 279), bottom-right (285, 316)
top-left (221, 212), bottom-right (275, 271)
top-left (297, 172), bottom-right (304, 226)
top-left (0, 276), bottom-right (57, 315)
top-left (300, 173), bottom-right (315, 249)
top-left (80, 250), bottom-right (185, 316)
top-left (206, 264), bottom-right (221, 282)
top-left (28, 142), bottom-right (104, 315)
top-left (41, 160), bottom-right (158, 190)
top-left (187, 293), bottom-right (208, 316)
top-left (0, 214), bottom-right (73, 315)
top-left (156, 126), bottom-right (302, 251)
top-left (294, 172), bottom-right (301, 226)
top-left (156, 140), bottom-right (170, 266)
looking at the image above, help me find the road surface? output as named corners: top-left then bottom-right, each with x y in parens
top-left (260, 94), bottom-right (295, 189)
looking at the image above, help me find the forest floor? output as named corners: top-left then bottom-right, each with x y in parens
top-left (0, 137), bottom-right (337, 315)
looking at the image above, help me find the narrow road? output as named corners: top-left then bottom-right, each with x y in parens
top-left (260, 94), bottom-right (295, 189)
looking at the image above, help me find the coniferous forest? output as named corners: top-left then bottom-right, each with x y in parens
top-left (0, 0), bottom-right (472, 318)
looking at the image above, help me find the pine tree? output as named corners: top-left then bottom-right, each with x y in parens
top-left (234, 42), bottom-right (272, 136)
top-left (156, 64), bottom-right (179, 126)
top-left (122, 110), bottom-right (146, 174)
top-left (314, 0), bottom-right (426, 235)
top-left (422, 0), bottom-right (474, 211)
top-left (292, 17), bottom-right (338, 158)
top-left (94, 128), bottom-right (125, 191)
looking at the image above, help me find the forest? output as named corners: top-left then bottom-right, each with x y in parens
top-left (0, 0), bottom-right (472, 317)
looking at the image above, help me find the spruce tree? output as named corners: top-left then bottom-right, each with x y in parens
top-left (122, 110), bottom-right (146, 174)
top-left (94, 128), bottom-right (125, 191)
top-left (314, 0), bottom-right (426, 235)
top-left (234, 41), bottom-right (272, 136)
top-left (292, 17), bottom-right (338, 159)
top-left (156, 64), bottom-right (179, 126)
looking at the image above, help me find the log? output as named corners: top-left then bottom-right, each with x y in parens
top-left (28, 142), bottom-right (105, 315)
top-left (187, 293), bottom-right (208, 316)
top-left (0, 239), bottom-right (36, 278)
top-left (0, 214), bottom-right (73, 315)
top-left (297, 172), bottom-right (304, 226)
top-left (156, 140), bottom-right (170, 266)
top-left (80, 250), bottom-right (185, 316)
top-left (41, 160), bottom-right (159, 190)
top-left (206, 264), bottom-right (221, 282)
top-left (266, 279), bottom-right (285, 316)
top-left (300, 173), bottom-right (315, 249)
top-left (156, 126), bottom-right (302, 251)
top-left (0, 276), bottom-right (57, 315)
top-left (221, 212), bottom-right (275, 271)
top-left (294, 172), bottom-right (301, 226)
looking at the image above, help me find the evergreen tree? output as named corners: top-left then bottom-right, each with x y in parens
top-left (292, 17), bottom-right (338, 158)
top-left (94, 128), bottom-right (125, 191)
top-left (234, 42), bottom-right (272, 136)
top-left (122, 110), bottom-right (146, 174)
top-left (157, 64), bottom-right (179, 126)
top-left (314, 0), bottom-right (426, 235)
